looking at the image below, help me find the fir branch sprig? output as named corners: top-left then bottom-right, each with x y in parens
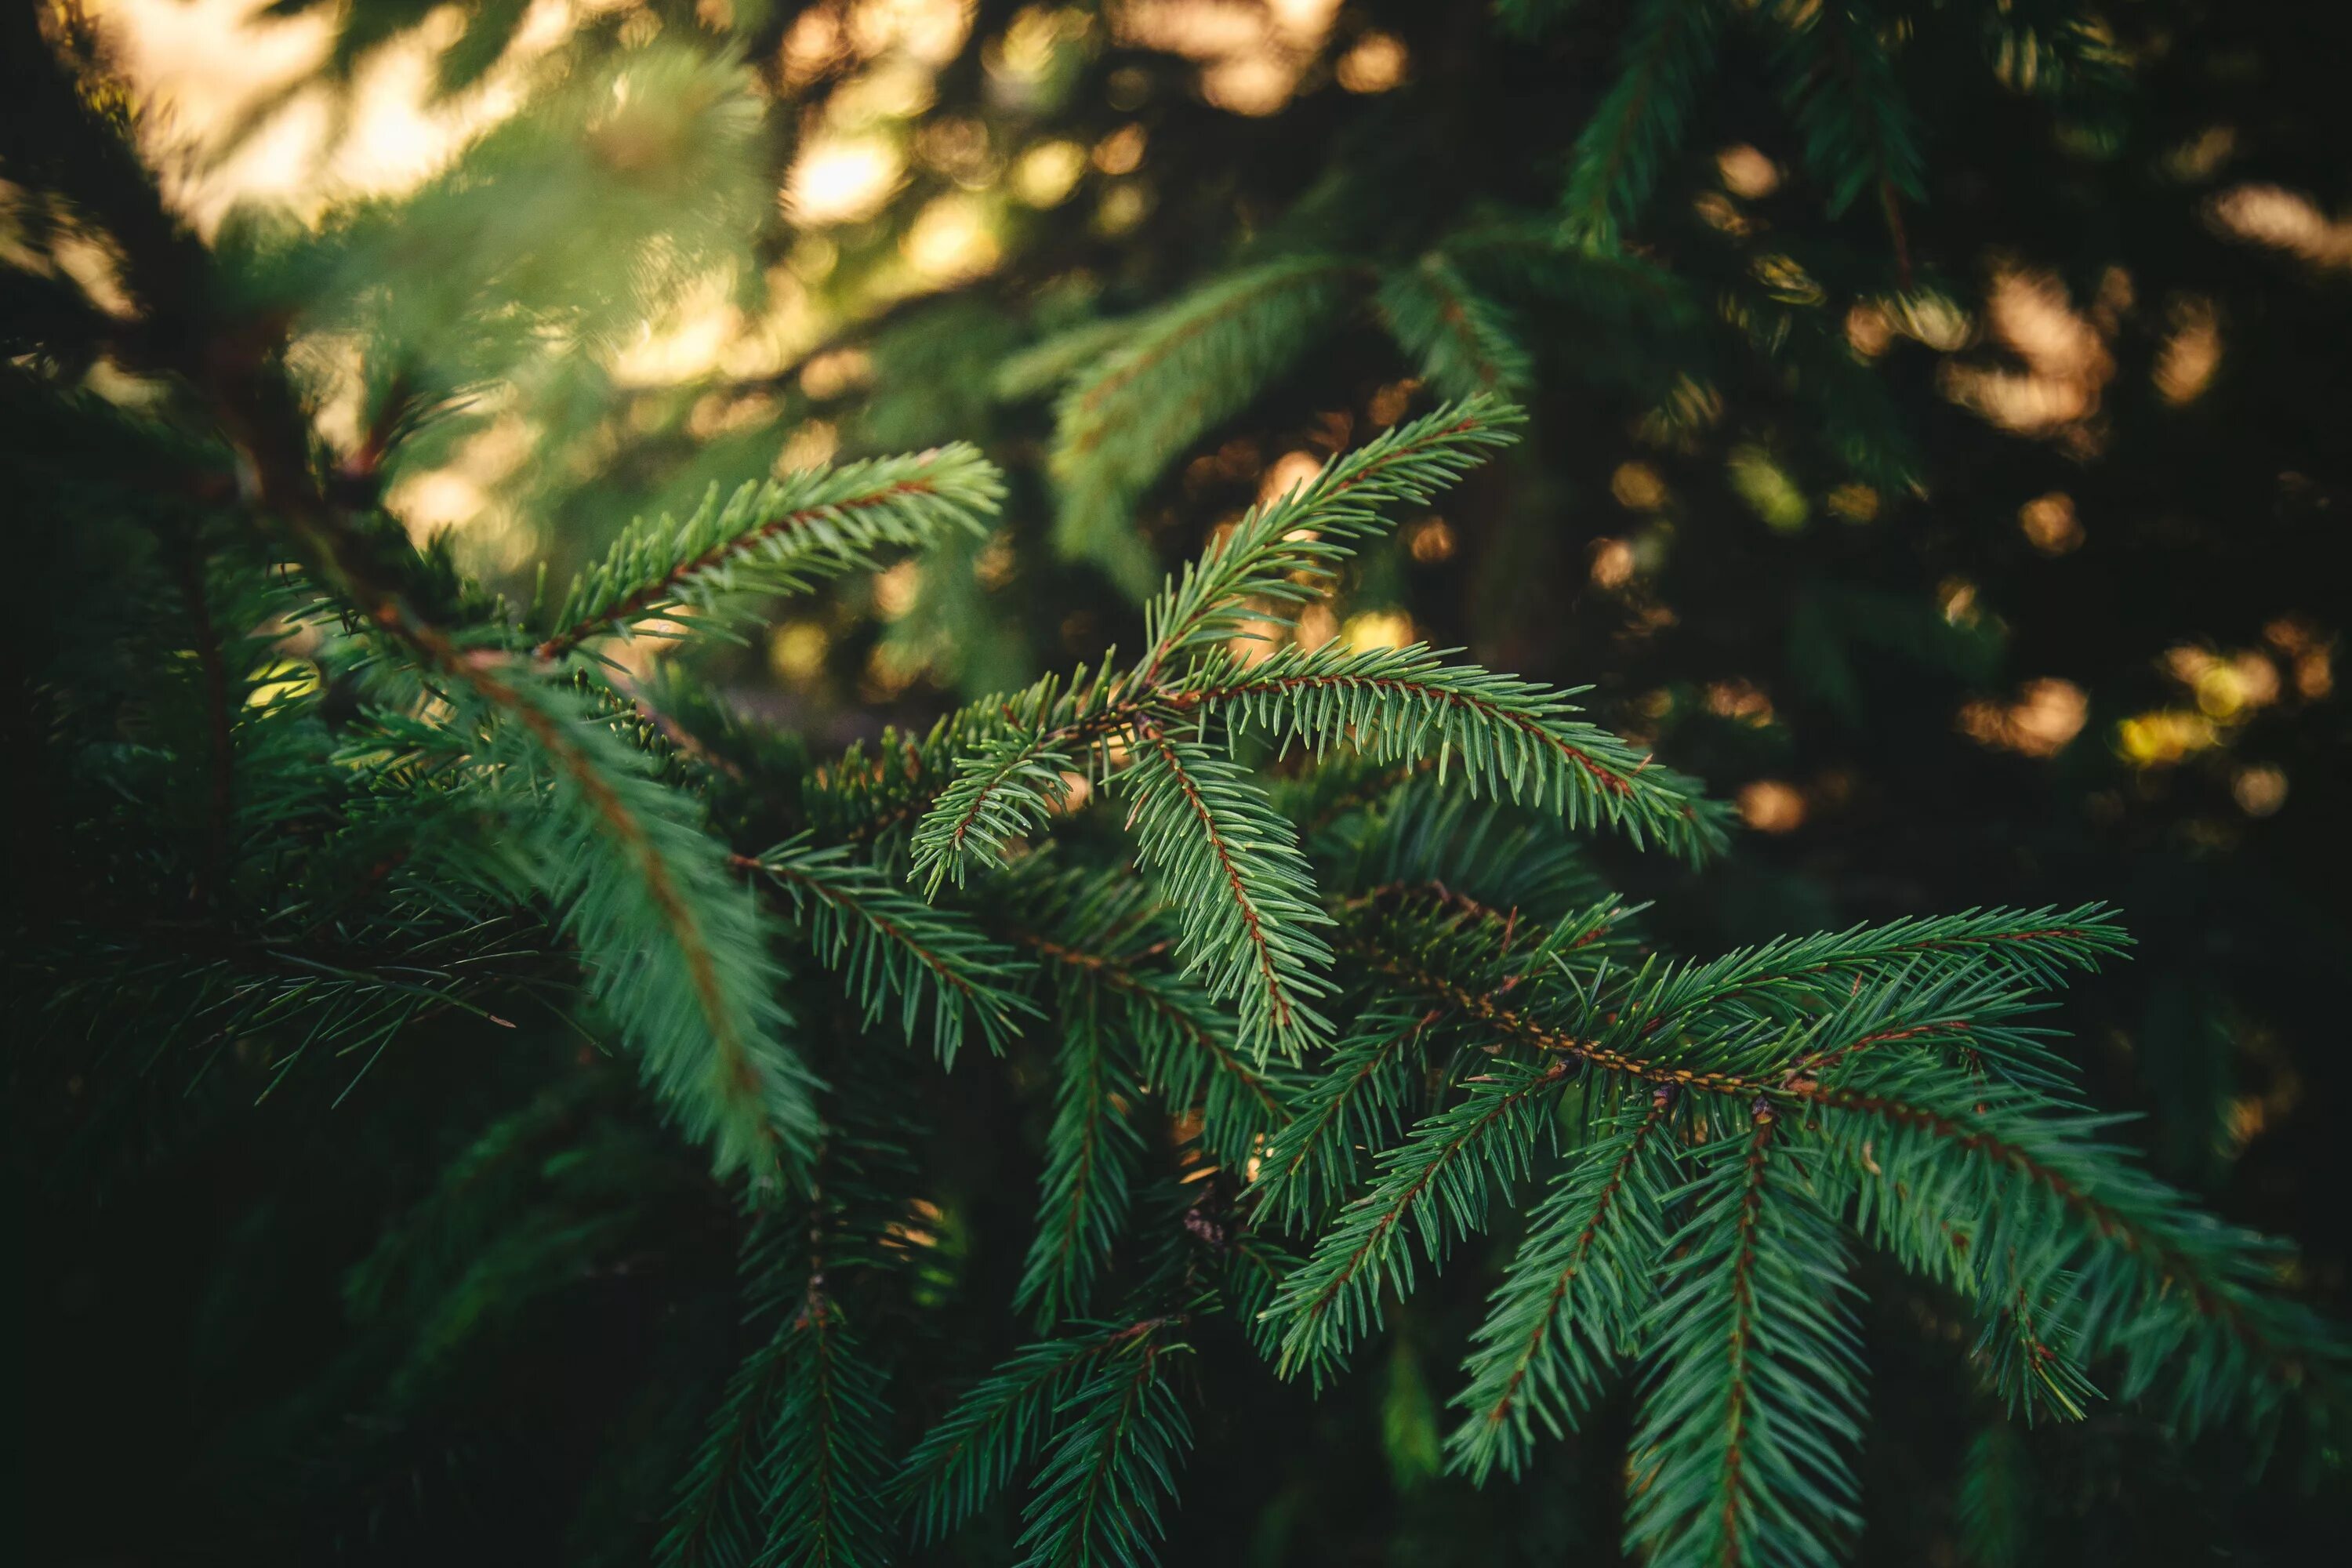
top-left (1006, 864), bottom-right (1297, 1166)
top-left (908, 398), bottom-right (1671, 1064)
top-left (735, 837), bottom-right (1036, 1067)
top-left (537, 445), bottom-right (1003, 661)
top-left (1768, 0), bottom-right (1928, 274)
top-left (1018, 982), bottom-right (1149, 1327)
top-left (1013, 1330), bottom-right (1196, 1568)
top-left (1375, 256), bottom-right (1535, 399)
top-left (1563, 0), bottom-right (1728, 250)
top-left (764, 1297), bottom-right (897, 1568)
top-left (1802, 1054), bottom-right (2344, 1433)
top-left (1447, 1092), bottom-right (1679, 1483)
top-left (662, 1091), bottom-right (920, 1568)
top-left (1046, 256), bottom-right (1366, 594)
top-left (1131, 398), bottom-right (1524, 682)
top-left (895, 1315), bottom-right (1188, 1544)
top-left (1170, 641), bottom-right (1730, 861)
top-left (1250, 1005), bottom-right (1446, 1230)
top-left (1265, 1058), bottom-right (1573, 1384)
top-left (909, 401), bottom-right (1530, 905)
top-left (659, 1211), bottom-right (809, 1568)
top-left (909, 655), bottom-right (1126, 892)
top-left (1624, 1112), bottom-right (1866, 1568)
top-left (372, 650), bottom-right (818, 1186)
top-left (1120, 721), bottom-right (1338, 1062)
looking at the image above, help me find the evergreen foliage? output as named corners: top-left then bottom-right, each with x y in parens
top-left (17, 349), bottom-right (2340, 1558)
top-left (13, 2), bottom-right (2351, 1565)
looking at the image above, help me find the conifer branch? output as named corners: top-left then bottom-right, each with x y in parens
top-left (1017, 926), bottom-right (1293, 1161)
top-left (423, 653), bottom-right (818, 1184)
top-left (908, 659), bottom-right (1127, 891)
top-left (1955, 1420), bottom-right (2029, 1568)
top-left (536, 446), bottom-right (1002, 660)
top-left (1769, 1), bottom-right (1928, 269)
top-left (660, 1332), bottom-right (794, 1568)
top-left (186, 332), bottom-right (821, 1183)
top-left (735, 840), bottom-right (1034, 1067)
top-left (1250, 1005), bottom-right (1444, 1229)
top-left (1171, 641), bottom-right (1730, 861)
top-left (1624, 1112), bottom-right (1864, 1568)
top-left (1801, 1058), bottom-right (2342, 1429)
top-left (1448, 1093), bottom-right (1677, 1483)
top-left (1013, 1331), bottom-right (1195, 1568)
top-left (1563, 0), bottom-right (1727, 249)
top-left (761, 1295), bottom-right (896, 1568)
top-left (659, 1218), bottom-right (800, 1568)
top-left (1134, 398), bottom-right (1523, 684)
top-left (1123, 720), bottom-right (1336, 1061)
top-left (895, 1316), bottom-right (1184, 1543)
top-left (1267, 1059), bottom-right (1571, 1383)
top-left (1018, 983), bottom-right (1147, 1327)
top-left (1048, 256), bottom-right (1365, 594)
top-left (1376, 257), bottom-right (1534, 398)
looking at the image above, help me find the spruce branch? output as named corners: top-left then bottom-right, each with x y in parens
top-left (423, 659), bottom-right (819, 1185)
top-left (908, 658), bottom-right (1123, 892)
top-left (895, 1316), bottom-right (1184, 1544)
top-left (666, 1100), bottom-right (917, 1568)
top-left (1250, 1005), bottom-right (1445, 1229)
top-left (657, 1327), bottom-right (796, 1568)
top-left (659, 1218), bottom-right (802, 1568)
top-left (1013, 1330), bottom-right (1196, 1568)
top-left (176, 318), bottom-right (822, 1184)
top-left (1133, 398), bottom-right (1523, 682)
top-left (1955, 1420), bottom-right (2030, 1568)
top-left (1170, 641), bottom-right (1730, 862)
top-left (1122, 720), bottom-right (1337, 1062)
top-left (1563, 0), bottom-right (1727, 249)
top-left (1376, 256), bottom-right (1535, 399)
top-left (912, 400), bottom-right (1535, 898)
top-left (1802, 1056), bottom-right (2343, 1432)
top-left (537, 445), bottom-right (1003, 661)
top-left (1448, 1092), bottom-right (1679, 1483)
top-left (1009, 882), bottom-right (1296, 1167)
top-left (1266, 1058), bottom-right (1571, 1383)
top-left (1768, 0), bottom-right (1927, 271)
top-left (1018, 982), bottom-right (1149, 1327)
top-left (1624, 1113), bottom-right (1865, 1568)
top-left (51, 903), bottom-right (550, 1094)
top-left (735, 838), bottom-right (1035, 1067)
top-left (1047, 256), bottom-right (1366, 594)
top-left (761, 1297), bottom-right (896, 1568)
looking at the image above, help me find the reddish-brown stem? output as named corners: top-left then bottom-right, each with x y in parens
top-left (1352, 943), bottom-right (1769, 1099)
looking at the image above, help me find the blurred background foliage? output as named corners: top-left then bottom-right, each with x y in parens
top-left (10, 0), bottom-right (2350, 1562)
